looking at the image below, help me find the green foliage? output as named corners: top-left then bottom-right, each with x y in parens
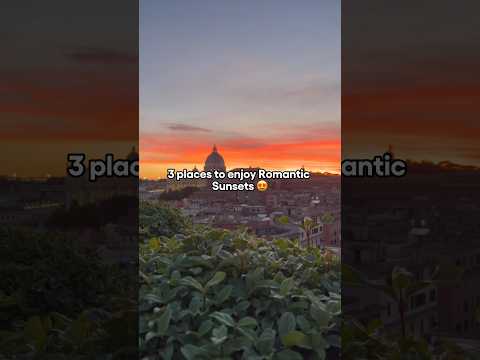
top-left (0, 227), bottom-right (136, 358)
top-left (0, 228), bottom-right (130, 317)
top-left (343, 265), bottom-right (433, 340)
top-left (139, 222), bottom-right (341, 359)
top-left (275, 215), bottom-right (326, 248)
top-left (1, 308), bottom-right (138, 359)
top-left (341, 319), bottom-right (434, 360)
top-left (48, 195), bottom-right (138, 229)
top-left (341, 318), bottom-right (480, 360)
top-left (342, 265), bottom-right (479, 359)
top-left (140, 202), bottom-right (191, 241)
top-left (320, 213), bottom-right (334, 225)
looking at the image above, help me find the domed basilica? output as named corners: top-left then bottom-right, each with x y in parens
top-left (204, 145), bottom-right (226, 172)
top-left (166, 145), bottom-right (226, 191)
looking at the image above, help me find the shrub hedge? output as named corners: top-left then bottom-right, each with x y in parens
top-left (139, 224), bottom-right (341, 360)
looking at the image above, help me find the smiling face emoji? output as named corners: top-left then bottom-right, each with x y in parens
top-left (256, 180), bottom-right (268, 191)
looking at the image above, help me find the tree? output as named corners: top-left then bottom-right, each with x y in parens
top-left (321, 212), bottom-right (335, 225)
top-left (344, 265), bottom-right (432, 340)
top-left (276, 215), bottom-right (316, 248)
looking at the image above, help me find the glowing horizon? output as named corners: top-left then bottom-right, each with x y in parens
top-left (140, 133), bottom-right (340, 179)
top-left (140, 138), bottom-right (341, 179)
top-left (141, 161), bottom-right (340, 180)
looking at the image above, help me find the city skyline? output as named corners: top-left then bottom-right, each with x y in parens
top-left (142, 143), bottom-right (340, 180)
top-left (140, 0), bottom-right (341, 179)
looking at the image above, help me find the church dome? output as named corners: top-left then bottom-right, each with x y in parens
top-left (204, 145), bottom-right (226, 171)
top-left (127, 146), bottom-right (139, 162)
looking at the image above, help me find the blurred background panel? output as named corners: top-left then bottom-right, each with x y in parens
top-left (342, 0), bottom-right (480, 358)
top-left (0, 1), bottom-right (138, 358)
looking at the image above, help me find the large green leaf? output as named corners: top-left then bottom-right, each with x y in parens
top-left (67, 313), bottom-right (92, 345)
top-left (198, 319), bottom-right (214, 336)
top-left (256, 328), bottom-right (276, 355)
top-left (236, 326), bottom-right (257, 342)
top-left (237, 316), bottom-right (258, 329)
top-left (278, 312), bottom-right (296, 338)
top-left (156, 306), bottom-right (172, 335)
top-left (180, 344), bottom-right (208, 360)
top-left (180, 276), bottom-right (205, 292)
top-left (161, 343), bottom-right (174, 360)
top-left (296, 315), bottom-right (311, 332)
top-left (189, 296), bottom-right (204, 315)
top-left (276, 349), bottom-right (303, 360)
top-left (211, 325), bottom-right (228, 345)
top-left (281, 330), bottom-right (309, 348)
top-left (311, 332), bottom-right (329, 352)
top-left (215, 285), bottom-right (233, 304)
top-left (209, 311), bottom-right (235, 327)
top-left (205, 271), bottom-right (226, 289)
top-left (280, 277), bottom-right (295, 296)
top-left (24, 316), bottom-right (47, 352)
top-left (310, 303), bottom-right (331, 328)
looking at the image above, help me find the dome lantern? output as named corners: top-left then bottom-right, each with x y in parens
top-left (204, 144), bottom-right (226, 172)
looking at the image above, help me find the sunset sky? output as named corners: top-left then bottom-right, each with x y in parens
top-left (1, 2), bottom-right (137, 177)
top-left (343, 1), bottom-right (480, 165)
top-left (140, 0), bottom-right (340, 179)
top-left (4, 1), bottom-right (480, 179)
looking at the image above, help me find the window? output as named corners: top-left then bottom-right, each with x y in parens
top-left (429, 289), bottom-right (436, 302)
top-left (354, 250), bottom-right (361, 264)
top-left (415, 293), bottom-right (426, 308)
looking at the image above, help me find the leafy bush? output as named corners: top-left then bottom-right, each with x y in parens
top-left (139, 224), bottom-right (341, 359)
top-left (342, 265), bottom-right (480, 359)
top-left (0, 227), bottom-right (136, 358)
top-left (140, 202), bottom-right (190, 241)
top-left (341, 317), bottom-right (480, 360)
top-left (1, 308), bottom-right (137, 359)
top-left (48, 195), bottom-right (138, 229)
top-left (0, 227), bottom-right (131, 317)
